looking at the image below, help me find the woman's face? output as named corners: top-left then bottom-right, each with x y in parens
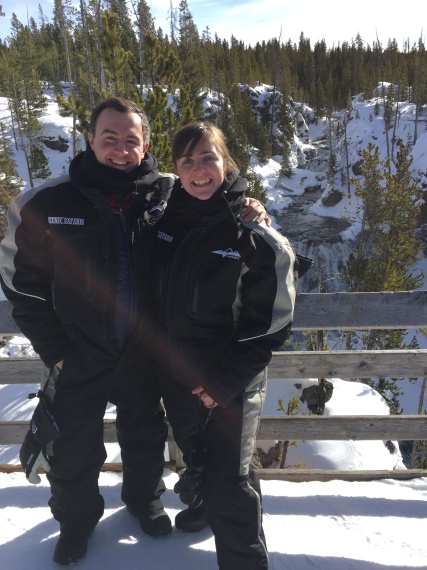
top-left (175, 138), bottom-right (225, 200)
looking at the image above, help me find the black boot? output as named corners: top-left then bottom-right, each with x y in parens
top-left (53, 533), bottom-right (89, 565)
top-left (175, 503), bottom-right (210, 533)
top-left (128, 500), bottom-right (172, 538)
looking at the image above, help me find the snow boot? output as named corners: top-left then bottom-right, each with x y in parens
top-left (53, 532), bottom-right (89, 565)
top-left (129, 500), bottom-right (172, 538)
top-left (175, 503), bottom-right (210, 533)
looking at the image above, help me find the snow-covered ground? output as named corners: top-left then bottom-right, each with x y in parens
top-left (1, 85), bottom-right (427, 568)
top-left (2, 362), bottom-right (427, 569)
top-left (2, 469), bottom-right (427, 570)
top-left (1, 334), bottom-right (426, 569)
top-left (1, 365), bottom-right (427, 569)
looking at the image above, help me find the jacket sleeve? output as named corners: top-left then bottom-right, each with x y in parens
top-left (202, 223), bottom-right (297, 407)
top-left (0, 190), bottom-right (67, 367)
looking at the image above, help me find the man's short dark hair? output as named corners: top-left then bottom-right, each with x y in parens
top-left (89, 97), bottom-right (150, 141)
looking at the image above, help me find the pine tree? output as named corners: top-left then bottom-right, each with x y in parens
top-left (143, 31), bottom-right (181, 91)
top-left (57, 92), bottom-right (91, 141)
top-left (229, 85), bottom-right (267, 158)
top-left (99, 9), bottom-right (132, 96)
top-left (413, 35), bottom-right (425, 145)
top-left (7, 19), bottom-right (51, 186)
top-left (384, 83), bottom-right (394, 132)
top-left (28, 143), bottom-right (51, 182)
top-left (326, 114), bottom-right (337, 189)
top-left (312, 79), bottom-right (326, 123)
top-left (0, 121), bottom-right (22, 239)
top-left (132, 0), bottom-right (156, 96)
top-left (277, 93), bottom-right (294, 177)
top-left (53, 0), bottom-right (76, 94)
top-left (52, 0), bottom-right (82, 156)
top-left (245, 171), bottom-right (266, 203)
top-left (85, 0), bottom-right (106, 95)
top-left (77, 0), bottom-right (95, 109)
top-left (342, 141), bottom-right (424, 411)
top-left (107, 0), bottom-right (138, 57)
top-left (138, 30), bottom-right (182, 171)
top-left (218, 87), bottom-right (250, 175)
top-left (143, 83), bottom-right (174, 171)
top-left (342, 92), bottom-right (353, 197)
top-left (200, 25), bottom-right (215, 92)
top-left (176, 0), bottom-right (204, 119)
top-left (176, 83), bottom-right (196, 126)
top-left (168, 0), bottom-right (178, 46)
top-left (277, 395), bottom-right (306, 469)
top-left (345, 142), bottom-right (423, 292)
top-left (254, 123), bottom-right (271, 165)
top-left (1, 8), bottom-right (427, 120)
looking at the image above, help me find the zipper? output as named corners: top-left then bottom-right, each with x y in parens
top-left (120, 207), bottom-right (136, 340)
top-left (164, 227), bottom-right (199, 363)
top-left (191, 279), bottom-right (200, 316)
top-left (223, 193), bottom-right (243, 228)
top-left (86, 235), bottom-right (94, 297)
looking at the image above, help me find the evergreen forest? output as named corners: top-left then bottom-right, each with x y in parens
top-left (0, 0), bottom-right (426, 178)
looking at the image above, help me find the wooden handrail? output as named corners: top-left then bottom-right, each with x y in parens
top-left (2, 292), bottom-right (427, 481)
top-left (2, 290), bottom-right (427, 334)
top-left (2, 349), bottom-right (427, 384)
top-left (1, 415), bottom-right (427, 444)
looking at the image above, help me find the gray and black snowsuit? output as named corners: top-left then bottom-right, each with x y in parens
top-left (0, 146), bottom-right (175, 535)
top-left (142, 173), bottom-right (297, 570)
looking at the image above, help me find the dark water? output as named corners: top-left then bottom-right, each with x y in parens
top-left (271, 187), bottom-right (351, 245)
top-left (267, 138), bottom-right (351, 245)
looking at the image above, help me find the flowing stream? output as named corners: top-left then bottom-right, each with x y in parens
top-left (269, 139), bottom-right (353, 293)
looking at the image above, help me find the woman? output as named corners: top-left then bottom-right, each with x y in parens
top-left (144, 122), bottom-right (298, 570)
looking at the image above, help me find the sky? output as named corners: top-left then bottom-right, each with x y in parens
top-left (0, 0), bottom-right (425, 49)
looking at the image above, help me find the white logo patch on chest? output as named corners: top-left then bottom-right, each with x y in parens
top-left (212, 248), bottom-right (241, 260)
top-left (48, 217), bottom-right (84, 225)
top-left (157, 231), bottom-right (173, 243)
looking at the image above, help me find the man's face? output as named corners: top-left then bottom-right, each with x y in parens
top-left (88, 107), bottom-right (148, 172)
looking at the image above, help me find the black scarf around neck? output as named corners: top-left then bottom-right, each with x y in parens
top-left (69, 144), bottom-right (159, 200)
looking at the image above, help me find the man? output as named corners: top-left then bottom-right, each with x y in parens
top-left (0, 97), bottom-right (268, 565)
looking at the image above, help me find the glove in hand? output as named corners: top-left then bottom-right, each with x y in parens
top-left (20, 391), bottom-right (61, 484)
top-left (20, 434), bottom-right (52, 484)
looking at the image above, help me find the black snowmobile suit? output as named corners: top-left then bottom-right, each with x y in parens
top-left (144, 173), bottom-right (297, 570)
top-left (0, 148), bottom-right (175, 535)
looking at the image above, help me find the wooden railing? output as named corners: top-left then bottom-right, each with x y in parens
top-left (1, 291), bottom-right (427, 481)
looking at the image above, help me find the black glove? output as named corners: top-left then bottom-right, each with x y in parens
top-left (174, 436), bottom-right (207, 507)
top-left (20, 391), bottom-right (61, 484)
